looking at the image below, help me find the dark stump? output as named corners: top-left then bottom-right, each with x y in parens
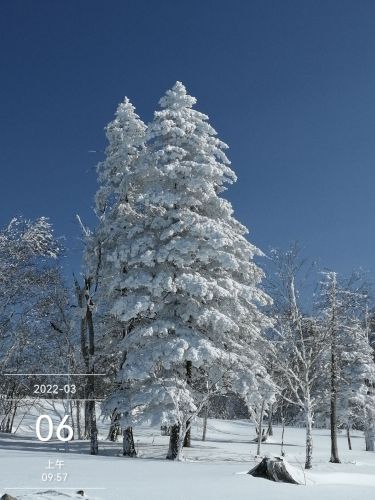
top-left (248, 457), bottom-right (303, 485)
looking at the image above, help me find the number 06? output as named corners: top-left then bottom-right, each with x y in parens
top-left (36, 415), bottom-right (73, 442)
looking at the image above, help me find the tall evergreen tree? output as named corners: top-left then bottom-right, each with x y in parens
top-left (104, 82), bottom-right (273, 460)
top-left (86, 96), bottom-right (147, 456)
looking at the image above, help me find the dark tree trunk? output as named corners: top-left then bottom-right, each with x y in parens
top-left (75, 277), bottom-right (91, 440)
top-left (280, 417), bottom-right (285, 456)
top-left (107, 410), bottom-right (121, 442)
top-left (84, 401), bottom-right (91, 439)
top-left (69, 400), bottom-right (75, 440)
top-left (89, 400), bottom-right (98, 455)
top-left (183, 360), bottom-right (192, 447)
top-left (85, 279), bottom-right (98, 455)
top-left (166, 424), bottom-right (180, 460)
top-left (123, 426), bottom-right (137, 457)
top-left (202, 405), bottom-right (208, 442)
top-left (267, 403), bottom-right (274, 437)
top-left (347, 423), bottom-right (352, 451)
top-left (76, 400), bottom-right (82, 440)
top-left (183, 425), bottom-right (191, 448)
top-left (365, 427), bottom-right (375, 451)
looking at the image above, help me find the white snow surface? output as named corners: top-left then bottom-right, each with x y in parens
top-left (0, 411), bottom-right (375, 500)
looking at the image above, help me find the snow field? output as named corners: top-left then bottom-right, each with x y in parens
top-left (1, 414), bottom-right (375, 500)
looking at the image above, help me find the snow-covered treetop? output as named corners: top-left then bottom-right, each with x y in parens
top-left (159, 81), bottom-right (197, 109)
top-left (144, 81), bottom-right (236, 207)
top-left (95, 97), bottom-right (146, 214)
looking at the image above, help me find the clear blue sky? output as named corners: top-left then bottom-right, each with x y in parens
top-left (1, 0), bottom-right (375, 277)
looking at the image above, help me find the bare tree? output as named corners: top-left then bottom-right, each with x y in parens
top-left (266, 245), bottom-right (324, 469)
top-left (318, 270), bottom-right (374, 463)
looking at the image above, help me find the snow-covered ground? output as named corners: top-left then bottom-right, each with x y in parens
top-left (1, 409), bottom-right (375, 499)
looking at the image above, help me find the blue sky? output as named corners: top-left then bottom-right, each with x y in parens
top-left (1, 0), bottom-right (375, 278)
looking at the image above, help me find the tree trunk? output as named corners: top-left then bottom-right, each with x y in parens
top-left (347, 422), bottom-right (352, 451)
top-left (329, 348), bottom-right (340, 463)
top-left (123, 426), bottom-right (137, 457)
top-left (75, 277), bottom-right (91, 440)
top-left (256, 400), bottom-right (265, 456)
top-left (280, 417), bottom-right (285, 456)
top-left (365, 426), bottom-right (375, 451)
top-left (85, 280), bottom-right (98, 455)
top-left (107, 410), bottom-right (121, 442)
top-left (183, 424), bottom-right (191, 447)
top-left (84, 401), bottom-right (91, 439)
top-left (166, 424), bottom-right (183, 460)
top-left (365, 435), bottom-right (375, 451)
top-left (183, 360), bottom-right (192, 447)
top-left (76, 400), bottom-right (82, 440)
top-left (267, 403), bottom-right (274, 437)
top-left (305, 407), bottom-right (313, 469)
top-left (89, 400), bottom-right (98, 455)
top-left (202, 407), bottom-right (208, 442)
top-left (69, 400), bottom-right (75, 440)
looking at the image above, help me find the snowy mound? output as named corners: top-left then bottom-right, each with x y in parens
top-left (248, 456), bottom-right (305, 485)
top-left (4, 491), bottom-right (96, 500)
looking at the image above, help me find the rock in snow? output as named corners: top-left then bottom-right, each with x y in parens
top-left (248, 456), bottom-right (305, 485)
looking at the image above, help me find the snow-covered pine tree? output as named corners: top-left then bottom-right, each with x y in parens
top-left (104, 82), bottom-right (274, 460)
top-left (95, 97), bottom-right (147, 216)
top-left (86, 96), bottom-right (147, 455)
